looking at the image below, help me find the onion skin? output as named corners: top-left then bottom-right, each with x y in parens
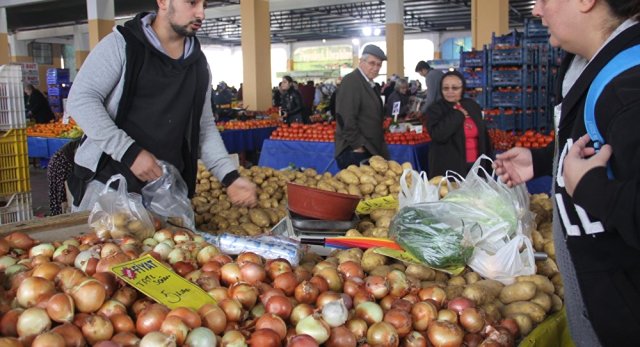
top-left (447, 297), bottom-right (475, 315)
top-left (426, 320), bottom-right (464, 347)
top-left (17, 307), bottom-right (52, 337)
top-left (384, 308), bottom-right (413, 337)
top-left (46, 293), bottom-right (75, 323)
top-left (326, 326), bottom-right (357, 347)
top-left (167, 307), bottom-right (202, 330)
top-left (288, 334), bottom-right (320, 347)
top-left (0, 308), bottom-right (23, 337)
top-left (32, 332), bottom-right (66, 347)
top-left (249, 328), bottom-right (281, 347)
top-left (367, 321), bottom-right (400, 347)
top-left (111, 332), bottom-right (141, 347)
top-left (17, 277), bottom-right (56, 308)
top-left (403, 331), bottom-right (428, 347)
top-left (70, 279), bottom-right (107, 313)
top-left (82, 314), bottom-right (114, 345)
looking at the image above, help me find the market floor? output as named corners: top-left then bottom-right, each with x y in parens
top-left (30, 165), bottom-right (51, 217)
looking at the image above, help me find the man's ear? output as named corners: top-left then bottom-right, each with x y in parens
top-left (157, 0), bottom-right (168, 12)
top-left (578, 0), bottom-right (597, 13)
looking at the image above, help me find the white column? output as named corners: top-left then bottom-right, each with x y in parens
top-left (385, 0), bottom-right (404, 77)
top-left (86, 0), bottom-right (115, 49)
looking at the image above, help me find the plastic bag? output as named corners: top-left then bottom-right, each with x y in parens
top-left (468, 234), bottom-right (536, 285)
top-left (398, 169), bottom-right (439, 209)
top-left (194, 232), bottom-right (301, 266)
top-left (142, 161), bottom-right (195, 231)
top-left (88, 174), bottom-right (155, 240)
top-left (389, 203), bottom-right (475, 274)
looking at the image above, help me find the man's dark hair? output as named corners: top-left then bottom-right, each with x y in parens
top-left (415, 61), bottom-right (431, 72)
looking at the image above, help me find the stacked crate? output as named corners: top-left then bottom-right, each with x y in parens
top-left (460, 50), bottom-right (488, 108)
top-left (46, 68), bottom-right (70, 114)
top-left (0, 65), bottom-right (32, 224)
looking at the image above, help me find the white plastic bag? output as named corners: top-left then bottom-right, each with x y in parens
top-left (88, 174), bottom-right (155, 240)
top-left (468, 234), bottom-right (536, 285)
top-left (142, 161), bottom-right (195, 231)
top-left (398, 169), bottom-right (439, 208)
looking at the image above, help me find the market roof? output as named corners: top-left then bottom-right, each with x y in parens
top-left (5, 0), bottom-right (538, 45)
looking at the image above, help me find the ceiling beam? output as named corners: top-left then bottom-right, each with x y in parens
top-left (0, 0), bottom-right (55, 8)
top-left (204, 0), bottom-right (373, 19)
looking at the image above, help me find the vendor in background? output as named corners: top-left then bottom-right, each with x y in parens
top-left (384, 78), bottom-right (411, 120)
top-left (24, 83), bottom-right (55, 124)
top-left (425, 70), bottom-right (492, 178)
top-left (280, 75), bottom-right (304, 124)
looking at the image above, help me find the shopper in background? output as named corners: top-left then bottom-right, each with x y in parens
top-left (66, 0), bottom-right (256, 210)
top-left (384, 78), bottom-right (411, 119)
top-left (298, 80), bottom-right (315, 121)
top-left (23, 83), bottom-right (55, 124)
top-left (47, 139), bottom-right (80, 215)
top-left (493, 1), bottom-right (640, 345)
top-left (415, 60), bottom-right (443, 113)
top-left (334, 44), bottom-right (389, 169)
top-left (425, 70), bottom-right (492, 178)
top-left (280, 75), bottom-right (304, 124)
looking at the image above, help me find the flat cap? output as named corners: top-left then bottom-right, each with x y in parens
top-left (362, 44), bottom-right (387, 61)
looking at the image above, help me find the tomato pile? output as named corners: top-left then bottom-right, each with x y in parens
top-left (218, 119), bottom-right (282, 131)
top-left (385, 132), bottom-right (431, 145)
top-left (270, 122), bottom-right (336, 142)
top-left (488, 129), bottom-right (517, 151)
top-left (515, 130), bottom-right (554, 149)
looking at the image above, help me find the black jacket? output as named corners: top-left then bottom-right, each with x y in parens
top-left (281, 89), bottom-right (303, 119)
top-left (425, 98), bottom-right (492, 178)
top-left (384, 91), bottom-right (410, 118)
top-left (531, 23), bottom-right (640, 346)
top-left (27, 89), bottom-right (55, 124)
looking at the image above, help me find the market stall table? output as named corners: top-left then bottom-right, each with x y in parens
top-left (27, 136), bottom-right (73, 167)
top-left (258, 139), bottom-right (429, 174)
top-left (219, 127), bottom-right (277, 154)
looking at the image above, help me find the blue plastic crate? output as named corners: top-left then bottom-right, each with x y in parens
top-left (485, 113), bottom-right (518, 131)
top-left (521, 112), bottom-right (535, 130)
top-left (463, 70), bottom-right (486, 88)
top-left (525, 19), bottom-right (549, 38)
top-left (523, 37), bottom-right (550, 47)
top-left (46, 68), bottom-right (69, 77)
top-left (491, 48), bottom-right (536, 65)
top-left (47, 86), bottom-right (70, 97)
top-left (467, 89), bottom-right (487, 108)
top-left (491, 69), bottom-right (535, 87)
top-left (460, 50), bottom-right (486, 67)
top-left (490, 90), bottom-right (536, 108)
top-left (492, 30), bottom-right (521, 48)
top-left (535, 110), bottom-right (551, 130)
top-left (46, 77), bottom-right (69, 85)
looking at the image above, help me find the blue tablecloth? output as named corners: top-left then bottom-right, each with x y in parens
top-left (27, 136), bottom-right (49, 158)
top-left (220, 127), bottom-right (277, 153)
top-left (258, 139), bottom-right (429, 174)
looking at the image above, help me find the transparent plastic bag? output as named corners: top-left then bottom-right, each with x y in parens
top-left (194, 232), bottom-right (301, 266)
top-left (398, 169), bottom-right (439, 209)
top-left (142, 161), bottom-right (195, 231)
top-left (468, 234), bottom-right (536, 285)
top-left (88, 174), bottom-right (155, 240)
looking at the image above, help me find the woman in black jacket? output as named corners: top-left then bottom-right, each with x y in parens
top-left (425, 70), bottom-right (492, 178)
top-left (280, 76), bottom-right (304, 124)
top-left (24, 84), bottom-right (55, 124)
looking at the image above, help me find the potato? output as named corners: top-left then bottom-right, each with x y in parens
top-left (401, 162), bottom-right (413, 171)
top-left (348, 184), bottom-right (362, 197)
top-left (369, 265), bottom-right (391, 277)
top-left (531, 230), bottom-right (545, 251)
top-left (481, 302), bottom-right (503, 323)
top-left (375, 216), bottom-right (392, 229)
top-left (544, 240), bottom-right (556, 259)
top-left (374, 184), bottom-right (389, 196)
top-left (388, 160), bottom-right (404, 175)
top-left (389, 263), bottom-right (406, 272)
top-left (434, 271), bottom-right (450, 284)
top-left (316, 181), bottom-right (336, 192)
top-left (359, 174), bottom-right (377, 185)
top-left (448, 276), bottom-right (466, 286)
top-left (389, 183), bottom-right (400, 194)
top-left (509, 313), bottom-right (533, 336)
top-left (463, 283), bottom-right (496, 305)
top-left (248, 209), bottom-right (270, 227)
top-left (464, 272), bottom-right (482, 285)
top-left (370, 209), bottom-right (396, 222)
top-left (550, 293), bottom-right (563, 312)
top-left (357, 220), bottom-right (375, 232)
top-left (530, 292), bottom-right (552, 313)
top-left (364, 227), bottom-right (388, 238)
top-left (359, 183), bottom-right (375, 195)
top-left (327, 178), bottom-right (347, 190)
top-left (345, 229), bottom-right (363, 237)
top-left (499, 282), bottom-right (538, 304)
top-left (405, 264), bottom-right (436, 281)
top-left (536, 258), bottom-right (559, 277)
top-left (337, 170), bottom-right (360, 185)
top-left (359, 165), bottom-right (376, 176)
top-left (361, 248), bottom-right (387, 273)
top-left (303, 168), bottom-right (317, 177)
top-left (369, 155), bottom-right (389, 173)
top-left (240, 223), bottom-right (262, 236)
top-left (428, 176), bottom-right (445, 186)
top-left (516, 275), bottom-right (555, 295)
top-left (112, 212), bottom-right (129, 228)
top-left (475, 279), bottom-right (504, 298)
top-left (445, 285), bottom-right (465, 300)
top-left (502, 301), bottom-right (547, 323)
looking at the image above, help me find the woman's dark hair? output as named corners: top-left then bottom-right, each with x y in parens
top-left (440, 70), bottom-right (467, 94)
top-left (283, 75), bottom-right (294, 84)
top-left (605, 0), bottom-right (640, 19)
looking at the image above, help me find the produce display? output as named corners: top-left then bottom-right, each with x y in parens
top-left (269, 122), bottom-right (430, 145)
top-left (26, 119), bottom-right (83, 139)
top-left (217, 119), bottom-right (282, 131)
top-left (514, 130), bottom-right (554, 149)
top-left (488, 129), bottom-right (553, 151)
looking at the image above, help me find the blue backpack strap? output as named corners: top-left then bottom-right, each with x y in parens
top-left (584, 44), bottom-right (640, 179)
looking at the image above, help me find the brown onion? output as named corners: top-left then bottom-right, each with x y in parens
top-left (265, 294), bottom-right (293, 319)
top-left (220, 262), bottom-right (242, 286)
top-left (82, 314), bottom-right (114, 345)
top-left (132, 298), bottom-right (154, 317)
top-left (419, 286), bottom-right (446, 308)
top-left (266, 258), bottom-right (292, 280)
top-left (294, 266), bottom-right (312, 282)
top-left (259, 287), bottom-right (285, 306)
top-left (237, 252), bottom-right (263, 266)
top-left (384, 308), bottom-right (413, 337)
top-left (208, 287), bottom-right (230, 302)
top-left (71, 278), bottom-right (106, 313)
top-left (218, 298), bottom-right (245, 322)
top-left (404, 331), bottom-right (428, 347)
top-left (463, 333), bottom-right (483, 347)
top-left (96, 253), bottom-right (130, 273)
top-left (437, 309), bottom-right (458, 324)
top-left (55, 267), bottom-right (87, 293)
top-left (460, 307), bottom-right (485, 333)
top-left (110, 313), bottom-right (135, 334)
top-left (326, 326), bottom-right (357, 347)
top-left (427, 321), bottom-right (464, 347)
top-left (391, 298), bottom-right (413, 313)
top-left (112, 286), bottom-right (137, 307)
top-left (0, 237), bottom-right (10, 255)
top-left (343, 277), bottom-right (365, 297)
top-left (32, 332), bottom-right (66, 347)
top-left (288, 334), bottom-right (319, 347)
top-left (367, 321), bottom-right (400, 347)
top-left (411, 301), bottom-right (438, 332)
top-left (308, 275), bottom-right (329, 293)
top-left (355, 301), bottom-right (384, 325)
top-left (136, 306), bottom-right (167, 336)
top-left (17, 307), bottom-right (51, 337)
top-left (273, 271), bottom-right (299, 296)
top-left (447, 297), bottom-right (474, 315)
top-left (249, 328), bottom-right (281, 347)
top-left (499, 318), bottom-right (520, 338)
top-left (221, 330), bottom-right (246, 346)
top-left (290, 303), bottom-right (314, 326)
top-left (93, 272), bottom-right (118, 297)
top-left (167, 307), bottom-right (201, 329)
top-left (346, 318), bottom-right (368, 341)
top-left (240, 262), bottom-right (266, 284)
top-left (98, 300), bottom-right (127, 318)
top-left (31, 262), bottom-right (63, 281)
top-left (46, 293), bottom-right (75, 323)
top-left (316, 267), bottom-right (343, 292)
top-left (353, 290), bottom-right (375, 306)
top-left (0, 308), bottom-right (22, 337)
top-left (17, 276), bottom-right (56, 308)
top-left (51, 323), bottom-right (87, 347)
top-left (172, 261), bottom-right (195, 276)
top-left (4, 232), bottom-right (36, 250)
top-left (295, 314), bottom-right (330, 344)
top-left (229, 282), bottom-right (259, 309)
top-left (198, 303), bottom-right (227, 335)
top-left (380, 295), bottom-right (395, 311)
top-left (338, 261), bottom-right (364, 279)
top-left (256, 313), bottom-right (287, 340)
top-left (294, 281), bottom-right (320, 305)
top-left (111, 332), bottom-right (141, 347)
top-left (315, 291), bottom-right (341, 309)
top-left (365, 276), bottom-right (390, 299)
top-left (160, 315), bottom-right (189, 345)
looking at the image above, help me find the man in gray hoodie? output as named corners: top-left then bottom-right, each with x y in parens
top-left (67, 0), bottom-right (256, 209)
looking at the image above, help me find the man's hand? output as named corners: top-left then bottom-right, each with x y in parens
top-left (227, 177), bottom-right (258, 207)
top-left (130, 149), bottom-right (162, 182)
top-left (563, 134), bottom-right (612, 197)
top-left (493, 147), bottom-right (534, 187)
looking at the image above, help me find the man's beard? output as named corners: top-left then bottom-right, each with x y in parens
top-left (170, 21), bottom-right (199, 37)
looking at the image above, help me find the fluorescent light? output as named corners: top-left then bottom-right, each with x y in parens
top-left (352, 38), bottom-right (360, 45)
top-left (373, 28), bottom-right (381, 36)
top-left (362, 27), bottom-right (372, 36)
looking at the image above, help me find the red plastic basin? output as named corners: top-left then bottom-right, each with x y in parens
top-left (287, 182), bottom-right (361, 221)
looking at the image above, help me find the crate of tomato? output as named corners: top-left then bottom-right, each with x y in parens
top-left (385, 131), bottom-right (431, 145)
top-left (269, 122), bottom-right (336, 142)
top-left (515, 130), bottom-right (554, 149)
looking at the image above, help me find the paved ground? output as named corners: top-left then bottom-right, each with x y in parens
top-left (30, 165), bottom-right (51, 217)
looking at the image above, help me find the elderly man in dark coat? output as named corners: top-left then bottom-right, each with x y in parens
top-left (334, 44), bottom-right (389, 169)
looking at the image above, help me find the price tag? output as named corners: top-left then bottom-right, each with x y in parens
top-left (356, 195), bottom-right (398, 215)
top-left (111, 254), bottom-right (216, 310)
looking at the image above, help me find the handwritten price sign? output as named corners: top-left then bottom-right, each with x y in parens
top-left (111, 254), bottom-right (216, 310)
top-left (356, 195), bottom-right (399, 215)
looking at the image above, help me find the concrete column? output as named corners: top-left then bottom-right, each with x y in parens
top-left (86, 0), bottom-right (115, 50)
top-left (472, 0), bottom-right (509, 49)
top-left (74, 25), bottom-right (90, 69)
top-left (9, 35), bottom-right (31, 62)
top-left (352, 39), bottom-right (360, 67)
top-left (385, 0), bottom-right (404, 77)
top-left (241, 0), bottom-right (271, 110)
top-left (0, 8), bottom-right (10, 65)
